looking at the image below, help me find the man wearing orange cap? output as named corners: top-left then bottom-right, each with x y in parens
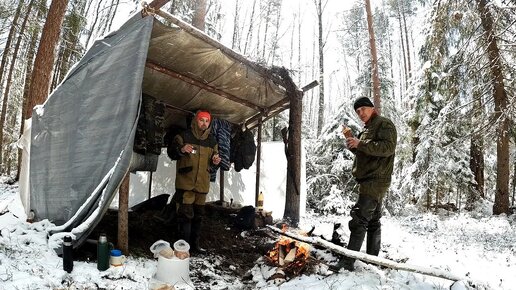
top-left (170, 110), bottom-right (221, 253)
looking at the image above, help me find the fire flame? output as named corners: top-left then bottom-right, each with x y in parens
top-left (267, 236), bottom-right (310, 276)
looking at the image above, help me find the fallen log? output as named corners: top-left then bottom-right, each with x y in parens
top-left (266, 225), bottom-right (467, 282)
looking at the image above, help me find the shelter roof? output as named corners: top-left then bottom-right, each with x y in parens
top-left (142, 12), bottom-right (295, 129)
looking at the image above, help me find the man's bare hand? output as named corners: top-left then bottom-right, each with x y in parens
top-left (346, 137), bottom-right (360, 149)
top-left (212, 154), bottom-right (221, 165)
top-left (181, 144), bottom-right (195, 154)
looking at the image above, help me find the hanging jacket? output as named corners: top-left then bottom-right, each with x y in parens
top-left (230, 129), bottom-right (256, 172)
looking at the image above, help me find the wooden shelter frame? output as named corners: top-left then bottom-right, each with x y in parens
top-left (115, 0), bottom-right (312, 252)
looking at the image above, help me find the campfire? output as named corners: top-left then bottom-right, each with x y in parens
top-left (265, 225), bottom-right (311, 280)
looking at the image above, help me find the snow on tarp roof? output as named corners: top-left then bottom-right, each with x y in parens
top-left (29, 11), bottom-right (294, 249)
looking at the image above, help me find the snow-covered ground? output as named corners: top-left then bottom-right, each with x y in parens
top-left (1, 180), bottom-right (515, 289)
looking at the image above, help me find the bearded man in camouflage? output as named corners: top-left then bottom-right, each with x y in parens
top-left (171, 110), bottom-right (221, 253)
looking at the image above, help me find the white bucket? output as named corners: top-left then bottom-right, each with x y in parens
top-left (155, 255), bottom-right (191, 285)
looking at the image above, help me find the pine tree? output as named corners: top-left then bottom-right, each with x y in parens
top-left (26, 0), bottom-right (70, 118)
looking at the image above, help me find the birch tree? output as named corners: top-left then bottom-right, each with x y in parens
top-left (0, 0), bottom-right (24, 171)
top-left (314, 0), bottom-right (327, 136)
top-left (0, 0), bottom-right (35, 173)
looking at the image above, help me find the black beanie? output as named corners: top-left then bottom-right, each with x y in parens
top-left (353, 97), bottom-right (374, 111)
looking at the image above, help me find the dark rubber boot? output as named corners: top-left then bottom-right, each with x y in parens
top-left (333, 256), bottom-right (355, 272)
top-left (366, 226), bottom-right (381, 256)
top-left (190, 217), bottom-right (206, 253)
top-left (178, 218), bottom-right (192, 243)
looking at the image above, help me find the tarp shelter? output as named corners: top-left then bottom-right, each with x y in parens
top-left (26, 9), bottom-right (302, 247)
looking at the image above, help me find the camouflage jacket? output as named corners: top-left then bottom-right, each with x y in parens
top-left (352, 114), bottom-right (397, 186)
top-left (172, 130), bottom-right (218, 193)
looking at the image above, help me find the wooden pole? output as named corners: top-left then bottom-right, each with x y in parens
top-left (267, 225), bottom-right (466, 282)
top-left (246, 80), bottom-right (318, 130)
top-left (146, 61), bottom-right (264, 111)
top-left (148, 0), bottom-right (170, 10)
top-left (219, 170), bottom-right (224, 202)
top-left (255, 119), bottom-right (262, 207)
top-left (118, 173), bottom-right (130, 254)
top-left (148, 171), bottom-right (153, 200)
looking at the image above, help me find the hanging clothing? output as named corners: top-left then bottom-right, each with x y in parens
top-left (230, 129), bottom-right (256, 172)
top-left (133, 95), bottom-right (165, 155)
top-left (209, 119), bottom-right (232, 181)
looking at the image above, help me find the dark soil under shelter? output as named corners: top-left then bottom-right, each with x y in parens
top-left (74, 199), bottom-right (279, 287)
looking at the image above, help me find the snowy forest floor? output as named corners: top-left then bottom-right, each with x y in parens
top-left (1, 180), bottom-right (516, 289)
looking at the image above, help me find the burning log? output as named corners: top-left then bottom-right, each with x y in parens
top-left (284, 248), bottom-right (296, 264)
top-left (266, 235), bottom-right (311, 278)
top-left (267, 225), bottom-right (467, 282)
top-left (278, 244), bottom-right (286, 266)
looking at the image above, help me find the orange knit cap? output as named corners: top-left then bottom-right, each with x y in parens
top-left (197, 111), bottom-right (211, 122)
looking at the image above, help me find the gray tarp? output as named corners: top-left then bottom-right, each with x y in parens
top-left (30, 15), bottom-right (153, 242)
top-left (28, 10), bottom-right (291, 247)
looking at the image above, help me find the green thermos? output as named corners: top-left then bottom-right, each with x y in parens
top-left (97, 233), bottom-right (110, 271)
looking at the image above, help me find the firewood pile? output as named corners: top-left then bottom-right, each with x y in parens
top-left (262, 225), bottom-right (317, 284)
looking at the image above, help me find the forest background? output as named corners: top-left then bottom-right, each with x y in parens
top-left (0, 0), bottom-right (514, 218)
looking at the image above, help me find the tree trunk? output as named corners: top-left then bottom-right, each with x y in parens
top-left (0, 0), bottom-right (35, 174)
top-left (269, 0), bottom-right (282, 64)
top-left (243, 0), bottom-right (257, 55)
top-left (476, 0), bottom-right (510, 215)
top-left (17, 0), bottom-right (44, 181)
top-left (284, 98), bottom-right (302, 225)
top-left (396, 2), bottom-right (407, 91)
top-left (289, 12), bottom-right (296, 69)
top-left (401, 1), bottom-right (411, 82)
top-left (281, 69), bottom-right (302, 226)
top-left (0, 0), bottom-right (24, 88)
top-left (26, 0), bottom-right (69, 119)
top-left (469, 97), bottom-right (485, 204)
top-left (0, 0), bottom-right (25, 170)
top-left (192, 0), bottom-right (206, 31)
top-left (84, 0), bottom-right (103, 49)
top-left (511, 155), bottom-right (516, 206)
top-left (231, 0), bottom-right (240, 50)
top-left (58, 0), bottom-right (85, 84)
top-left (106, 0), bottom-right (120, 32)
top-left (364, 0), bottom-right (381, 114)
top-left (297, 4), bottom-right (302, 85)
top-left (315, 0), bottom-right (325, 136)
top-left (98, 0), bottom-right (116, 37)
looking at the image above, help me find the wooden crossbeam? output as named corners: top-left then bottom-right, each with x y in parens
top-left (146, 60), bottom-right (264, 112)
